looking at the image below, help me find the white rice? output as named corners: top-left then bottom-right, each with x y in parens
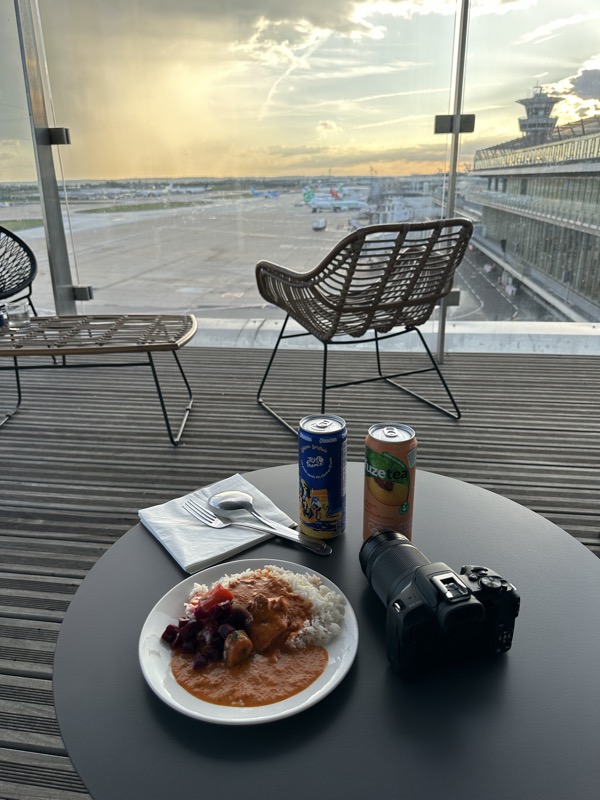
top-left (186, 564), bottom-right (346, 648)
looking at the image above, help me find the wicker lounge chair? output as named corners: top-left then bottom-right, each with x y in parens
top-left (255, 218), bottom-right (473, 433)
top-left (0, 225), bottom-right (38, 314)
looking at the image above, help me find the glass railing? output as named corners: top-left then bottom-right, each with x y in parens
top-left (473, 130), bottom-right (600, 170)
top-left (29, 0), bottom-right (459, 324)
top-left (0, 2), bottom-right (46, 304)
top-left (459, 0), bottom-right (600, 332)
top-left (463, 189), bottom-right (599, 232)
top-left (2, 1), bottom-right (599, 351)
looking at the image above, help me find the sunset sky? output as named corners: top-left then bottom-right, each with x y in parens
top-left (1, 0), bottom-right (600, 180)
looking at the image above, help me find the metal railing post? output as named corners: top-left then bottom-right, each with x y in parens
top-left (437, 0), bottom-right (471, 363)
top-left (14, 0), bottom-right (77, 315)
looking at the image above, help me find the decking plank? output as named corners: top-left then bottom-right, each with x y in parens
top-left (0, 345), bottom-right (599, 798)
top-left (0, 747), bottom-right (88, 798)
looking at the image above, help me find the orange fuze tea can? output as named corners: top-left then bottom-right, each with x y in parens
top-left (363, 423), bottom-right (418, 541)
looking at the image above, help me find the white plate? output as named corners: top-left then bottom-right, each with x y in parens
top-left (139, 558), bottom-right (359, 725)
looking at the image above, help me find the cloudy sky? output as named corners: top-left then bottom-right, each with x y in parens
top-left (1, 0), bottom-right (600, 180)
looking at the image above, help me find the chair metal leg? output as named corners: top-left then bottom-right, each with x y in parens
top-left (256, 315), bottom-right (300, 435)
top-left (256, 315), bottom-right (289, 401)
top-left (257, 319), bottom-right (461, 434)
top-left (146, 350), bottom-right (194, 446)
top-left (320, 343), bottom-right (328, 413)
top-left (375, 328), bottom-right (461, 419)
top-left (0, 356), bottom-right (23, 428)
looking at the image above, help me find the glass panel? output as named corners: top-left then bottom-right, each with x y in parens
top-left (0, 1), bottom-right (48, 309)
top-left (460, 0), bottom-right (600, 328)
top-left (34, 1), bottom-right (459, 324)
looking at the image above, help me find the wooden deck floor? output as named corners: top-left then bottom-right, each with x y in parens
top-left (1, 345), bottom-right (599, 798)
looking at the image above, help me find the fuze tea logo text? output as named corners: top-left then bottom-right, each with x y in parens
top-left (365, 447), bottom-right (410, 512)
top-left (365, 462), bottom-right (408, 482)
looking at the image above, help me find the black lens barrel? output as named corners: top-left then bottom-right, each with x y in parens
top-left (359, 529), bottom-right (431, 606)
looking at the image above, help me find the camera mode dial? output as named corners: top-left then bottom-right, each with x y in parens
top-left (480, 575), bottom-right (505, 591)
top-left (462, 566), bottom-right (512, 593)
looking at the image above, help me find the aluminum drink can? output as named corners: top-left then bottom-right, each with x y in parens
top-left (363, 423), bottom-right (418, 541)
top-left (298, 414), bottom-right (347, 539)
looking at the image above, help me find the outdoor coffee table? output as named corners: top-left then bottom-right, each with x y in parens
top-left (54, 463), bottom-right (600, 800)
top-left (0, 313), bottom-right (197, 444)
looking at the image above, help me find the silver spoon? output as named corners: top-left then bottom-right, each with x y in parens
top-left (208, 489), bottom-right (332, 556)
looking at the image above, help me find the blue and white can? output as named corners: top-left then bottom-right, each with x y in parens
top-left (298, 414), bottom-right (347, 539)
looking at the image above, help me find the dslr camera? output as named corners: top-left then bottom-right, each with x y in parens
top-left (359, 530), bottom-right (520, 678)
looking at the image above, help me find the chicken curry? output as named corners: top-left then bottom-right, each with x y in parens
top-left (165, 569), bottom-right (329, 707)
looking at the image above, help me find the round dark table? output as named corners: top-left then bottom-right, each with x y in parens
top-left (54, 464), bottom-right (600, 800)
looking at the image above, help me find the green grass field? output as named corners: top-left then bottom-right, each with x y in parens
top-left (80, 199), bottom-right (210, 214)
top-left (0, 219), bottom-right (44, 231)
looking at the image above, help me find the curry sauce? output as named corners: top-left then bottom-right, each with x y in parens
top-left (171, 569), bottom-right (330, 707)
top-left (172, 644), bottom-right (328, 706)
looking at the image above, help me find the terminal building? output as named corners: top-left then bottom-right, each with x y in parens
top-left (464, 86), bottom-right (600, 321)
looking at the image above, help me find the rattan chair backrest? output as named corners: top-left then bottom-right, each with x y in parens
top-left (256, 218), bottom-right (473, 340)
top-left (0, 225), bottom-right (38, 302)
top-left (313, 219), bottom-right (471, 335)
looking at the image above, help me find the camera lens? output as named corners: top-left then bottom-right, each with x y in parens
top-left (359, 530), bottom-right (431, 606)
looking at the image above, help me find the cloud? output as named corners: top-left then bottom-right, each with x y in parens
top-left (316, 120), bottom-right (342, 137)
top-left (515, 12), bottom-right (600, 45)
top-left (41, 0), bottom-right (541, 57)
top-left (543, 57), bottom-right (600, 122)
top-left (572, 69), bottom-right (600, 100)
top-left (40, 0), bottom-right (361, 42)
top-left (231, 18), bottom-right (330, 68)
top-left (22, 0), bottom-right (600, 180)
top-left (470, 0), bottom-right (538, 17)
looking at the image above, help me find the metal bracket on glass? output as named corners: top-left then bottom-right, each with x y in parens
top-left (446, 289), bottom-right (461, 307)
top-left (48, 127), bottom-right (71, 145)
top-left (72, 285), bottom-right (94, 301)
top-left (434, 114), bottom-right (475, 134)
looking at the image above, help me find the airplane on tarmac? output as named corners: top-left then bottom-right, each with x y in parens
top-left (303, 185), bottom-right (370, 213)
top-left (250, 187), bottom-right (280, 198)
top-left (142, 182), bottom-right (174, 197)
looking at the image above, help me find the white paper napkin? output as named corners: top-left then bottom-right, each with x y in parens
top-left (138, 474), bottom-right (296, 573)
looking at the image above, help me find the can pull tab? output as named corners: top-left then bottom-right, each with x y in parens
top-left (315, 419), bottom-right (333, 430)
top-left (381, 425), bottom-right (413, 441)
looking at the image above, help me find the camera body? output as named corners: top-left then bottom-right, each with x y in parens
top-left (360, 530), bottom-right (520, 678)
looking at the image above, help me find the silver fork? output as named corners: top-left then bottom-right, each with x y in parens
top-left (182, 497), bottom-right (332, 556)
